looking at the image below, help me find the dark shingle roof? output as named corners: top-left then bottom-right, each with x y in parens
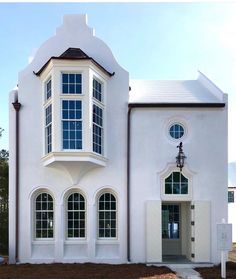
top-left (34, 48), bottom-right (114, 77)
top-left (59, 48), bottom-right (90, 59)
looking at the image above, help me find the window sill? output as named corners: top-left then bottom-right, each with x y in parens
top-left (96, 239), bottom-right (119, 245)
top-left (42, 151), bottom-right (108, 167)
top-left (32, 240), bottom-right (55, 245)
top-left (161, 194), bottom-right (192, 201)
top-left (64, 239), bottom-right (88, 245)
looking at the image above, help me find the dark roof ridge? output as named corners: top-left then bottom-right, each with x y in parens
top-left (33, 47), bottom-right (114, 77)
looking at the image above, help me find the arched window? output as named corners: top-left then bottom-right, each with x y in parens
top-left (67, 193), bottom-right (86, 238)
top-left (98, 193), bottom-right (117, 238)
top-left (165, 172), bottom-right (188, 194)
top-left (35, 193), bottom-right (54, 238)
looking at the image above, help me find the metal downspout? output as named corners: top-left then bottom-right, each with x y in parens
top-left (127, 107), bottom-right (132, 262)
top-left (12, 100), bottom-right (21, 263)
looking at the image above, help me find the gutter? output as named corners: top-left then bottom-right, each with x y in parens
top-left (12, 100), bottom-right (21, 263)
top-left (129, 102), bottom-right (225, 108)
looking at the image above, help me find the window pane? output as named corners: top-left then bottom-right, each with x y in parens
top-left (69, 74), bottom-right (75, 83)
top-left (181, 184), bottom-right (188, 194)
top-left (62, 84), bottom-right (68, 94)
top-left (98, 193), bottom-right (116, 238)
top-left (165, 183), bottom-right (172, 194)
top-left (173, 183), bottom-right (180, 194)
top-left (173, 172), bottom-right (180, 182)
top-left (165, 174), bottom-right (172, 183)
top-left (76, 85), bottom-right (82, 94)
top-left (62, 74), bottom-right (68, 83)
top-left (76, 74), bottom-right (81, 83)
top-left (67, 193), bottom-right (86, 238)
top-left (169, 123), bottom-right (184, 139)
top-left (35, 193), bottom-right (54, 239)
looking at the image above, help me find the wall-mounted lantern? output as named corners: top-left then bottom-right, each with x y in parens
top-left (176, 142), bottom-right (186, 171)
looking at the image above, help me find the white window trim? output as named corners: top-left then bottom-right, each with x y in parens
top-left (45, 77), bottom-right (52, 102)
top-left (65, 191), bottom-right (87, 240)
top-left (165, 117), bottom-right (188, 144)
top-left (45, 104), bottom-right (52, 154)
top-left (42, 74), bottom-right (53, 156)
top-left (92, 103), bottom-right (104, 155)
top-left (61, 72), bottom-right (84, 96)
top-left (97, 190), bottom-right (118, 240)
top-left (92, 77), bottom-right (104, 104)
top-left (158, 163), bottom-right (195, 201)
top-left (61, 99), bottom-right (83, 151)
top-left (32, 190), bottom-right (55, 241)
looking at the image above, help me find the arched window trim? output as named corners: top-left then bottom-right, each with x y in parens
top-left (97, 190), bottom-right (118, 240)
top-left (66, 191), bottom-right (87, 239)
top-left (159, 163), bottom-right (194, 201)
top-left (34, 191), bottom-right (55, 240)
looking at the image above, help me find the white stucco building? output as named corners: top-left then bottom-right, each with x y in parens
top-left (9, 15), bottom-right (228, 265)
top-left (228, 162), bottom-right (236, 242)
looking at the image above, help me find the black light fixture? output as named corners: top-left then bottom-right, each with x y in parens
top-left (176, 142), bottom-right (186, 171)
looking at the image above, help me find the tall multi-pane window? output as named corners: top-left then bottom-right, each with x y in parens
top-left (162, 204), bottom-right (180, 239)
top-left (98, 193), bottom-right (117, 238)
top-left (45, 104), bottom-right (52, 153)
top-left (62, 100), bottom-right (82, 150)
top-left (45, 78), bottom-right (52, 100)
top-left (165, 172), bottom-right (188, 194)
top-left (35, 193), bottom-right (54, 239)
top-left (67, 193), bottom-right (86, 238)
top-left (93, 104), bottom-right (103, 154)
top-left (93, 79), bottom-right (102, 102)
top-left (62, 73), bottom-right (82, 94)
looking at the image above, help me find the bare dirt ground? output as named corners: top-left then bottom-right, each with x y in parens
top-left (229, 243), bottom-right (236, 262)
top-left (1, 244), bottom-right (236, 279)
top-left (0, 263), bottom-right (179, 279)
top-left (195, 261), bottom-right (236, 279)
top-left (196, 243), bottom-right (236, 278)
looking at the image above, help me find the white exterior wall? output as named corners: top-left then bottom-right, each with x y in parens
top-left (228, 188), bottom-right (236, 242)
top-left (9, 15), bottom-right (129, 264)
top-left (130, 107), bottom-right (227, 264)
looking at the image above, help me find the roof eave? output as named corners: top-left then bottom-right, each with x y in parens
top-left (128, 102), bottom-right (225, 108)
top-left (34, 57), bottom-right (114, 77)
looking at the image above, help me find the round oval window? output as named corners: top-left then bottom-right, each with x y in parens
top-left (169, 123), bottom-right (184, 139)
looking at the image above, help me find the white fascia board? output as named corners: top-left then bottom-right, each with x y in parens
top-left (39, 59), bottom-right (110, 81)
